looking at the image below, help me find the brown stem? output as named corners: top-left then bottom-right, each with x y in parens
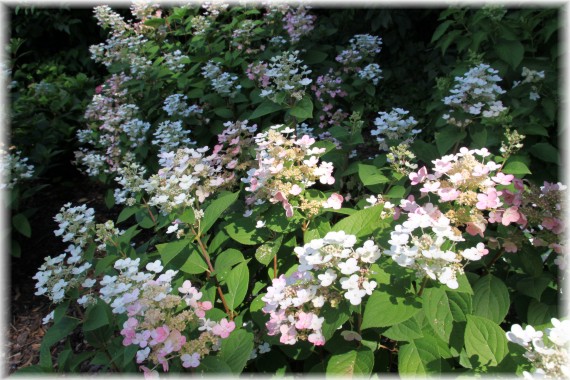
top-left (417, 276), bottom-right (429, 297)
top-left (192, 229), bottom-right (232, 319)
top-left (485, 250), bottom-right (504, 274)
top-left (143, 199), bottom-right (157, 225)
top-left (273, 254), bottom-right (278, 279)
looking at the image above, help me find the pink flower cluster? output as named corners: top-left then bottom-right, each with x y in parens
top-left (241, 125), bottom-right (342, 218)
top-left (282, 6), bottom-right (316, 44)
top-left (408, 147), bottom-right (517, 237)
top-left (100, 258), bottom-right (235, 373)
top-left (262, 231), bottom-right (380, 345)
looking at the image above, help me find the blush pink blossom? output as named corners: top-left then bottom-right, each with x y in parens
top-left (212, 318), bottom-right (235, 339)
top-left (322, 193), bottom-right (343, 209)
top-left (409, 166), bottom-right (428, 185)
top-left (502, 206), bottom-right (521, 226)
top-left (438, 187), bottom-right (460, 202)
top-left (492, 172), bottom-right (514, 186)
top-left (150, 325), bottom-right (170, 345)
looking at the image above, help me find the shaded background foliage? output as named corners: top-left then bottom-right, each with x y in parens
top-left (6, 3), bottom-right (561, 375)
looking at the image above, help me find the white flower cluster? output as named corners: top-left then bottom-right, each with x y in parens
top-left (74, 149), bottom-right (107, 177)
top-left (162, 94), bottom-right (203, 118)
top-left (130, 1), bottom-right (160, 21)
top-left (201, 60), bottom-right (242, 97)
top-left (90, 33), bottom-right (152, 77)
top-left (513, 67), bottom-right (546, 101)
top-left (120, 119), bottom-right (151, 148)
top-left (506, 319), bottom-right (570, 379)
top-left (442, 63), bottom-right (507, 127)
top-left (262, 231), bottom-right (380, 346)
top-left (94, 5), bottom-right (129, 31)
top-left (358, 63), bottom-right (383, 85)
top-left (257, 51), bottom-right (312, 102)
top-left (0, 148), bottom-right (34, 190)
top-left (336, 34), bottom-right (382, 66)
top-left (371, 108), bottom-right (421, 151)
top-left (98, 258), bottom-right (177, 314)
top-left (151, 120), bottom-right (195, 154)
top-left (164, 50), bottom-right (189, 72)
top-left (143, 147), bottom-right (223, 215)
top-left (114, 161), bottom-right (148, 206)
top-left (384, 200), bottom-right (489, 289)
top-left (34, 204), bottom-right (96, 311)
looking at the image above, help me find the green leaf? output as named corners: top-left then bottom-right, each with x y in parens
top-left (398, 336), bottom-right (450, 375)
top-left (447, 291), bottom-right (472, 322)
top-left (197, 356), bottom-right (233, 373)
top-left (225, 218), bottom-right (270, 245)
top-left (332, 204), bottom-right (385, 238)
top-left (83, 299), bottom-right (111, 332)
top-left (104, 189), bottom-right (115, 209)
top-left (431, 20), bottom-right (454, 43)
top-left (213, 107), bottom-right (234, 119)
top-left (494, 39), bottom-right (525, 70)
top-left (157, 238), bottom-right (191, 266)
top-left (464, 315), bottom-right (508, 367)
top-left (201, 191), bottom-right (239, 235)
top-left (12, 213), bottom-right (31, 237)
top-left (527, 299), bottom-right (558, 325)
top-left (218, 329), bottom-right (254, 374)
top-left (422, 287), bottom-right (453, 341)
top-left (215, 248), bottom-right (245, 281)
top-left (529, 143), bottom-right (559, 164)
top-left (516, 274), bottom-right (552, 301)
top-left (361, 289), bottom-right (421, 329)
top-left (249, 100), bottom-right (283, 119)
top-left (144, 17), bottom-right (166, 28)
top-left (502, 161), bottom-right (532, 175)
top-left (357, 163), bottom-right (389, 186)
top-left (178, 207), bottom-right (195, 224)
top-left (226, 262), bottom-right (249, 311)
top-left (472, 274), bottom-right (510, 324)
top-left (320, 302), bottom-right (351, 341)
top-left (116, 206), bottom-right (137, 223)
top-left (383, 316), bottom-right (423, 341)
top-left (180, 245), bottom-right (209, 274)
top-left (326, 348), bottom-right (374, 376)
top-left (255, 236), bottom-right (282, 266)
top-left (289, 96), bottom-right (313, 120)
top-left (435, 126), bottom-right (467, 155)
top-left (303, 50), bottom-right (328, 64)
top-left (95, 255), bottom-right (118, 276)
top-left (40, 316), bottom-right (80, 369)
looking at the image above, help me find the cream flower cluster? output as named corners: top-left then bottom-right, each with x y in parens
top-left (242, 125), bottom-right (341, 218)
top-left (262, 231), bottom-right (380, 346)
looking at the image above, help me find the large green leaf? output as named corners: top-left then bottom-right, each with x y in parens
top-left (383, 316), bottom-right (423, 342)
top-left (156, 238), bottom-right (192, 266)
top-left (12, 213), bottom-right (31, 237)
top-left (326, 348), bottom-right (374, 376)
top-left (472, 274), bottom-right (510, 324)
top-left (361, 289), bottom-right (421, 329)
top-left (218, 329), bottom-right (254, 374)
top-left (357, 164), bottom-right (389, 186)
top-left (201, 191), bottom-right (239, 235)
top-left (494, 39), bottom-right (525, 70)
top-left (226, 262), bottom-right (249, 311)
top-left (83, 299), bottom-right (111, 332)
top-left (422, 287), bottom-right (453, 341)
top-left (398, 336), bottom-right (451, 375)
top-left (435, 126), bottom-right (467, 155)
top-left (289, 96), bottom-right (313, 120)
top-left (331, 204), bottom-right (385, 238)
top-left (249, 100), bottom-right (283, 120)
top-left (464, 315), bottom-right (508, 367)
top-left (225, 217), bottom-right (271, 245)
top-left (179, 245), bottom-right (209, 274)
top-left (255, 236), bottom-right (282, 266)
